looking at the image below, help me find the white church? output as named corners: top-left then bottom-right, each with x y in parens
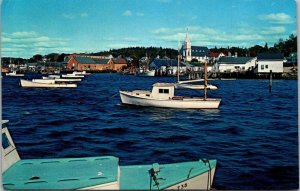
top-left (181, 32), bottom-right (210, 63)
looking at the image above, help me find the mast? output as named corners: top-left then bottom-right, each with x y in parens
top-left (204, 60), bottom-right (207, 100)
top-left (177, 42), bottom-right (180, 83)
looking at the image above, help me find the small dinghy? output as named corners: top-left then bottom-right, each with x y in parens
top-left (2, 120), bottom-right (217, 190)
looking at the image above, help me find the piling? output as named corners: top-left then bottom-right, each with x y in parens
top-left (269, 70), bottom-right (272, 92)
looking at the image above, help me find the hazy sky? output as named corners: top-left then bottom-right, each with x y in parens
top-left (1, 0), bottom-right (298, 58)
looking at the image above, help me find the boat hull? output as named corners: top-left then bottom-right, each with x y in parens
top-left (136, 70), bottom-right (155, 77)
top-left (120, 91), bottom-right (220, 109)
top-left (20, 79), bottom-right (77, 88)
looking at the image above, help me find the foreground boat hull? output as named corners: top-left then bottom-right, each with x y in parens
top-left (20, 79), bottom-right (77, 88)
top-left (120, 91), bottom-right (221, 109)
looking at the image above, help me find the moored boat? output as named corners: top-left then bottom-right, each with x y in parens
top-left (120, 83), bottom-right (221, 109)
top-left (2, 120), bottom-right (217, 190)
top-left (136, 69), bottom-right (155, 77)
top-left (20, 79), bottom-right (77, 88)
top-left (5, 71), bottom-right (24, 77)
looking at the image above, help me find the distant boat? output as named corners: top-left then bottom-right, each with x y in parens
top-left (42, 75), bottom-right (82, 82)
top-left (2, 120), bottom-right (217, 190)
top-left (61, 74), bottom-right (85, 78)
top-left (136, 68), bottom-right (155, 77)
top-left (20, 79), bottom-right (77, 88)
top-left (5, 71), bottom-right (24, 77)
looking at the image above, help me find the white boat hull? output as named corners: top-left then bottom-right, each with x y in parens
top-left (137, 70), bottom-right (155, 77)
top-left (6, 73), bottom-right (24, 77)
top-left (20, 79), bottom-right (77, 88)
top-left (120, 91), bottom-right (220, 109)
top-left (62, 74), bottom-right (85, 78)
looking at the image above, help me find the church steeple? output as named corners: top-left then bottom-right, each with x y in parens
top-left (183, 28), bottom-right (192, 61)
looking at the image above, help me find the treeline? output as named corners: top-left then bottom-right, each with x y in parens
top-left (2, 34), bottom-right (297, 66)
top-left (211, 34), bottom-right (297, 57)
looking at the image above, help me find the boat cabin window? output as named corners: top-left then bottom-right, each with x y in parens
top-left (159, 89), bottom-right (169, 94)
top-left (2, 133), bottom-right (11, 149)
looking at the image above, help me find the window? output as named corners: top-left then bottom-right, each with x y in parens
top-left (266, 65), bottom-right (268, 69)
top-left (2, 133), bottom-right (10, 149)
top-left (159, 89), bottom-right (169, 94)
top-left (261, 65), bottom-right (264, 70)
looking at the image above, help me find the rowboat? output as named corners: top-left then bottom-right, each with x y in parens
top-left (2, 120), bottom-right (217, 190)
top-left (20, 79), bottom-right (77, 88)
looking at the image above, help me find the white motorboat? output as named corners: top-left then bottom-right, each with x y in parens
top-left (136, 69), bottom-right (155, 77)
top-left (5, 71), bottom-right (24, 77)
top-left (120, 60), bottom-right (221, 109)
top-left (43, 76), bottom-right (82, 82)
top-left (73, 71), bottom-right (91, 76)
top-left (61, 74), bottom-right (85, 78)
top-left (2, 120), bottom-right (217, 190)
top-left (120, 83), bottom-right (221, 109)
top-left (20, 79), bottom-right (77, 88)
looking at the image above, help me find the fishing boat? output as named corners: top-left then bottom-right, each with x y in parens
top-left (5, 71), bottom-right (24, 77)
top-left (2, 120), bottom-right (217, 190)
top-left (20, 79), bottom-right (77, 88)
top-left (120, 61), bottom-right (221, 109)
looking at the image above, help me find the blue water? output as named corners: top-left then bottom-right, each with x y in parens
top-left (2, 73), bottom-right (298, 189)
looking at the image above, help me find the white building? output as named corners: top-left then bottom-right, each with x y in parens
top-left (181, 33), bottom-right (209, 62)
top-left (254, 53), bottom-right (284, 73)
top-left (214, 57), bottom-right (257, 73)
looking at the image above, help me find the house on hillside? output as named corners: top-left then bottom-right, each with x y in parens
top-left (208, 52), bottom-right (227, 63)
top-left (214, 57), bottom-right (256, 73)
top-left (181, 32), bottom-right (210, 62)
top-left (254, 53), bottom-right (284, 74)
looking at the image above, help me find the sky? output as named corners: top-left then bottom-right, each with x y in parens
top-left (1, 0), bottom-right (298, 58)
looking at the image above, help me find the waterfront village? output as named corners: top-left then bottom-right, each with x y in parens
top-left (2, 33), bottom-right (298, 79)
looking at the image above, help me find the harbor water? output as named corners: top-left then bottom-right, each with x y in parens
top-left (2, 73), bottom-right (298, 189)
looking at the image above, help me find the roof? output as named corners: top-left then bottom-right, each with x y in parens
top-left (3, 156), bottom-right (118, 190)
top-left (74, 56), bottom-right (109, 64)
top-left (191, 46), bottom-right (210, 57)
top-left (257, 53), bottom-right (284, 60)
top-left (218, 57), bottom-right (255, 64)
top-left (112, 58), bottom-right (127, 64)
top-left (208, 52), bottom-right (228, 57)
top-left (149, 58), bottom-right (181, 68)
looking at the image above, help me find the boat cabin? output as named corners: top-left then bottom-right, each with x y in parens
top-left (151, 83), bottom-right (175, 99)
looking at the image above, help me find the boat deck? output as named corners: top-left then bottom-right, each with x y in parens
top-left (120, 159), bottom-right (216, 190)
top-left (3, 156), bottom-right (118, 190)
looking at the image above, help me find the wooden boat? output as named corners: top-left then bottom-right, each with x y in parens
top-left (20, 79), bottom-right (77, 88)
top-left (2, 120), bottom-right (217, 190)
top-left (5, 71), bottom-right (24, 77)
top-left (120, 61), bottom-right (221, 109)
top-left (175, 83), bottom-right (218, 90)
